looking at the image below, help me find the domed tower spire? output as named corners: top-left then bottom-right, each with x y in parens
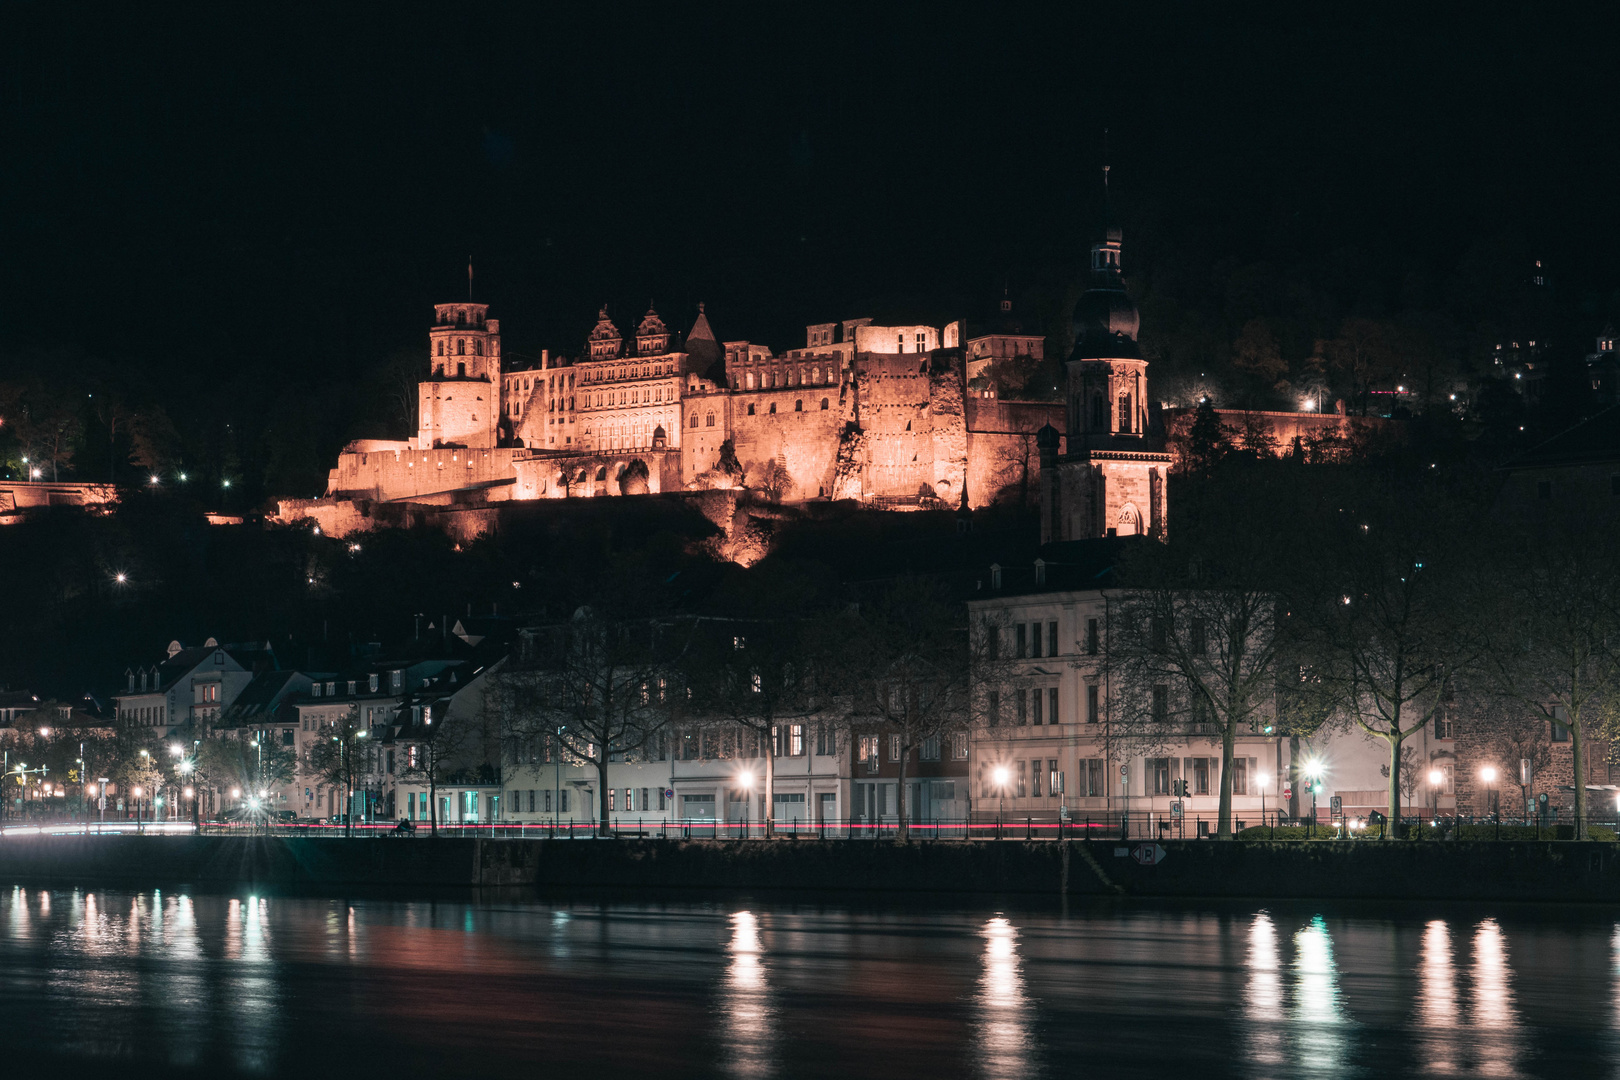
top-left (1038, 155), bottom-right (1171, 545)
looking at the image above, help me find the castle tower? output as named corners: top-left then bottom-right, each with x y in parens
top-left (1041, 174), bottom-right (1170, 543)
top-left (419, 302), bottom-right (503, 448)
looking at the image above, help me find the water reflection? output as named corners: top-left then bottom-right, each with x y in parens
top-left (0, 889), bottom-right (1615, 1077)
top-left (1418, 920), bottom-right (1460, 1073)
top-left (719, 910), bottom-right (775, 1078)
top-left (1469, 919), bottom-right (1522, 1077)
top-left (1292, 915), bottom-right (1349, 1077)
top-left (1244, 912), bottom-right (1285, 1072)
top-left (975, 916), bottom-right (1038, 1080)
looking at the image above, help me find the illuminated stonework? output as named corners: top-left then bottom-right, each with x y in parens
top-left (278, 299), bottom-right (1066, 537)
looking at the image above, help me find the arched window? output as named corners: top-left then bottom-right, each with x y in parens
top-left (689, 412), bottom-right (698, 428)
top-left (1117, 504), bottom-right (1142, 537)
top-left (1118, 394), bottom-right (1133, 434)
top-left (475, 340), bottom-right (484, 356)
top-left (794, 399), bottom-right (803, 412)
top-left (746, 372), bottom-right (755, 390)
top-left (705, 413), bottom-right (716, 427)
top-left (747, 404), bottom-right (756, 416)
top-left (769, 402), bottom-right (777, 414)
top-left (820, 398), bottom-right (829, 410)
top-left (457, 339), bottom-right (466, 356)
top-left (1091, 395), bottom-right (1105, 429)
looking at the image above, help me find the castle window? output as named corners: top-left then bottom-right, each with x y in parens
top-left (916, 333), bottom-right (925, 352)
top-left (1091, 396), bottom-right (1105, 429)
top-left (568, 396), bottom-right (574, 410)
top-left (437, 341), bottom-right (444, 356)
top-left (476, 340), bottom-right (484, 356)
top-left (769, 402), bottom-right (777, 414)
top-left (794, 399), bottom-right (803, 412)
top-left (457, 339), bottom-right (466, 355)
top-left (820, 398), bottom-right (829, 410)
top-left (747, 404), bottom-right (756, 416)
top-left (705, 413), bottom-right (715, 427)
top-left (458, 363), bottom-right (466, 377)
top-left (898, 333), bottom-right (905, 352)
top-left (1118, 394), bottom-right (1132, 434)
top-left (690, 413), bottom-right (698, 428)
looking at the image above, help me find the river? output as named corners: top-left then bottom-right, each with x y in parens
top-left (3, 886), bottom-right (1618, 1077)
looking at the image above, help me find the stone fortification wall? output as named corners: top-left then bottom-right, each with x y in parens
top-left (327, 444), bottom-right (525, 501)
top-left (727, 384), bottom-right (849, 500)
top-left (679, 391), bottom-right (733, 486)
top-left (926, 355), bottom-right (967, 505)
top-left (514, 448), bottom-right (681, 498)
top-left (419, 378), bottom-right (498, 449)
top-left (853, 353), bottom-right (942, 498)
top-left (1162, 407), bottom-right (1397, 468)
top-left (963, 399), bottom-right (1064, 507)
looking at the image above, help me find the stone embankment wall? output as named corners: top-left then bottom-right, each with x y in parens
top-left (5, 836), bottom-right (1620, 902)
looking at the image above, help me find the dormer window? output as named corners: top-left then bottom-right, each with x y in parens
top-left (312, 683), bottom-right (322, 697)
top-left (326, 681), bottom-right (336, 696)
top-left (348, 680), bottom-right (357, 695)
top-left (369, 674), bottom-right (379, 693)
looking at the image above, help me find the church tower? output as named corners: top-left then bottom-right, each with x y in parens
top-left (418, 302), bottom-right (502, 449)
top-left (1039, 172), bottom-right (1170, 543)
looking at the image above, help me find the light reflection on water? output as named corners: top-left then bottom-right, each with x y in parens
top-left (2, 888), bottom-right (1620, 1076)
top-left (975, 915), bottom-right (1037, 1079)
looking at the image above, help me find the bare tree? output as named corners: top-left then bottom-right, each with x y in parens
top-left (1472, 526), bottom-right (1620, 837)
top-left (835, 577), bottom-right (978, 840)
top-left (686, 614), bottom-right (831, 836)
top-left (489, 607), bottom-right (682, 837)
top-left (305, 705), bottom-right (370, 837)
top-left (1297, 473), bottom-right (1479, 835)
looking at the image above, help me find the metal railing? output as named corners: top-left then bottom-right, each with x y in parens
top-left (8, 812), bottom-right (1618, 842)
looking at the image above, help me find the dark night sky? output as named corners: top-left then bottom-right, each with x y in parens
top-left (4, 4), bottom-right (1617, 383)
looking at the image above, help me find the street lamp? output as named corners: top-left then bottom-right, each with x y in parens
top-left (1258, 772), bottom-right (1271, 827)
top-left (1428, 768), bottom-right (1444, 824)
top-left (993, 765), bottom-right (1011, 829)
top-left (735, 770), bottom-right (754, 837)
top-left (1480, 766), bottom-right (1498, 821)
top-left (1303, 760), bottom-right (1324, 836)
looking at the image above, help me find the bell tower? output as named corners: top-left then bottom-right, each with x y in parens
top-left (1041, 170), bottom-right (1171, 543)
top-left (418, 302), bottom-right (503, 449)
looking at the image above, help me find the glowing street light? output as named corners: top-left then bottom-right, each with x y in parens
top-left (38, 727), bottom-right (50, 738)
top-left (1428, 768), bottom-right (1445, 822)
top-left (1482, 765), bottom-right (1499, 820)
top-left (114, 572), bottom-right (128, 584)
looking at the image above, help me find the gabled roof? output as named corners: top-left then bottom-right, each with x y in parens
top-left (126, 640), bottom-right (276, 697)
top-left (1502, 405), bottom-right (1620, 470)
top-left (218, 670), bottom-right (307, 726)
top-left (973, 536), bottom-right (1139, 600)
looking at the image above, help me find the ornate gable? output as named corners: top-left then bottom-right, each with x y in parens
top-left (588, 307), bottom-right (624, 360)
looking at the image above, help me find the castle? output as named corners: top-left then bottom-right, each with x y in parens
top-left (277, 219), bottom-right (1171, 543)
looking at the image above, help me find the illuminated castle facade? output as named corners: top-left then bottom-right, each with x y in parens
top-left (279, 292), bottom-right (1074, 536)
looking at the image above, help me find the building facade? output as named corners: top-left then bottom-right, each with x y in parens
top-left (277, 297), bottom-right (1070, 538)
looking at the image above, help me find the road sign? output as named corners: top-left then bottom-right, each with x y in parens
top-left (1283, 785), bottom-right (1293, 801)
top-left (1170, 801), bottom-right (1183, 817)
top-left (664, 789), bottom-right (674, 799)
top-left (1330, 795), bottom-right (1343, 821)
top-left (1131, 843), bottom-right (1167, 866)
top-left (97, 797), bottom-right (106, 810)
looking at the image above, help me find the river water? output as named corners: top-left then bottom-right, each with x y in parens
top-left (4, 886), bottom-right (1620, 1078)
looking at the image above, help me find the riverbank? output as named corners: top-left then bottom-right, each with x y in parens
top-left (1, 834), bottom-right (1618, 902)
